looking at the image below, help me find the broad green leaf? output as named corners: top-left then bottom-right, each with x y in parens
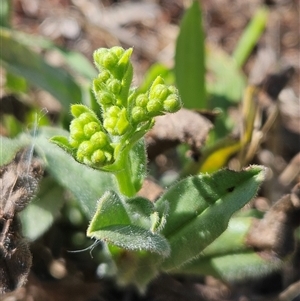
top-left (33, 127), bottom-right (116, 217)
top-left (89, 224), bottom-right (170, 257)
top-left (9, 30), bottom-right (97, 80)
top-left (87, 191), bottom-right (170, 256)
top-left (87, 191), bottom-right (131, 232)
top-left (156, 166), bottom-right (265, 270)
top-left (175, 216), bottom-right (282, 279)
top-left (175, 0), bottom-right (206, 109)
top-left (0, 28), bottom-right (82, 110)
top-left (126, 196), bottom-right (155, 230)
top-left (232, 6), bottom-right (269, 68)
top-left (50, 135), bottom-right (73, 155)
top-left (199, 217), bottom-right (252, 257)
top-left (178, 251), bottom-right (282, 281)
top-left (20, 177), bottom-right (64, 240)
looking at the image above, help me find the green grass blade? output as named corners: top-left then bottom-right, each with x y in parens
top-left (232, 6), bottom-right (269, 67)
top-left (0, 0), bottom-right (11, 28)
top-left (0, 28), bottom-right (83, 110)
top-left (175, 1), bottom-right (206, 109)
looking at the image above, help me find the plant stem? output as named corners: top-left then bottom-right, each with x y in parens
top-left (114, 151), bottom-right (136, 197)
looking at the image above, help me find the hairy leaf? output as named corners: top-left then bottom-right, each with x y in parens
top-left (87, 191), bottom-right (170, 256)
top-left (155, 166), bottom-right (265, 270)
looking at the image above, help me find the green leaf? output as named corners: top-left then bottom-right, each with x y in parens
top-left (5, 72), bottom-right (27, 93)
top-left (232, 6), bottom-right (269, 68)
top-left (179, 251), bottom-right (282, 281)
top-left (90, 225), bottom-right (170, 257)
top-left (0, 135), bottom-right (30, 166)
top-left (0, 27), bottom-right (83, 111)
top-left (3, 29), bottom-right (97, 81)
top-left (0, 0), bottom-right (11, 28)
top-left (155, 166), bottom-right (265, 270)
top-left (207, 45), bottom-right (246, 107)
top-left (199, 217), bottom-right (251, 257)
top-left (87, 191), bottom-right (170, 256)
top-left (176, 215), bottom-right (282, 280)
top-left (87, 191), bottom-right (131, 231)
top-left (175, 0), bottom-right (206, 109)
top-left (126, 196), bottom-right (155, 230)
top-left (20, 177), bottom-right (64, 240)
top-left (50, 136), bottom-right (74, 155)
top-left (33, 127), bottom-right (116, 218)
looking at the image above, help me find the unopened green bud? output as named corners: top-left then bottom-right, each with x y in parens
top-left (168, 86), bottom-right (177, 94)
top-left (70, 118), bottom-right (83, 133)
top-left (147, 99), bottom-right (163, 114)
top-left (110, 46), bottom-right (125, 58)
top-left (116, 108), bottom-right (129, 135)
top-left (107, 79), bottom-right (122, 95)
top-left (98, 91), bottom-right (115, 106)
top-left (83, 122), bottom-right (101, 137)
top-left (131, 106), bottom-right (148, 123)
top-left (151, 76), bottom-right (165, 87)
top-left (103, 107), bottom-right (129, 135)
top-left (78, 112), bottom-right (97, 125)
top-left (90, 131), bottom-right (110, 148)
top-left (77, 141), bottom-right (94, 161)
top-left (103, 117), bottom-right (117, 133)
top-left (149, 84), bottom-right (169, 100)
top-left (93, 71), bottom-right (111, 92)
top-left (101, 52), bottom-right (119, 70)
top-left (94, 150), bottom-right (113, 166)
top-left (135, 94), bottom-right (149, 107)
top-left (69, 128), bottom-right (84, 145)
top-left (97, 70), bottom-right (111, 83)
top-left (163, 95), bottom-right (182, 113)
top-left (91, 149), bottom-right (106, 165)
top-left (106, 105), bottom-right (121, 117)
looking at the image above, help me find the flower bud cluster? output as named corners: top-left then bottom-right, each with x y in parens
top-left (131, 76), bottom-right (182, 124)
top-left (93, 47), bottom-right (132, 80)
top-left (103, 106), bottom-right (129, 136)
top-left (93, 47), bottom-right (133, 136)
top-left (69, 105), bottom-right (114, 168)
top-left (53, 47), bottom-right (182, 171)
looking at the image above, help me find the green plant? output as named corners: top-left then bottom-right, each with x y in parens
top-left (0, 41), bottom-right (268, 291)
top-left (0, 1), bottom-right (289, 294)
top-left (47, 46), bottom-right (266, 290)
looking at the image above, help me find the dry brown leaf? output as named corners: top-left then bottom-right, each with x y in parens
top-left (146, 108), bottom-right (213, 160)
top-left (0, 149), bottom-right (43, 294)
top-left (246, 183), bottom-right (300, 259)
